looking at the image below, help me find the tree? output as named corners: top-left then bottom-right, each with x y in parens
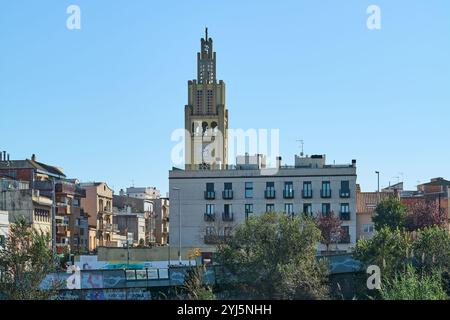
top-left (372, 197), bottom-right (407, 231)
top-left (413, 226), bottom-right (450, 272)
top-left (216, 212), bottom-right (329, 300)
top-left (138, 238), bottom-right (145, 247)
top-left (405, 200), bottom-right (448, 232)
top-left (315, 211), bottom-right (342, 253)
top-left (0, 218), bottom-right (62, 300)
top-left (380, 264), bottom-right (447, 300)
top-left (354, 227), bottom-right (412, 280)
top-left (183, 265), bottom-right (216, 300)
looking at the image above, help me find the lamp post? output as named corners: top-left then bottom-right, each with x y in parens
top-left (375, 171), bottom-right (380, 192)
top-left (172, 187), bottom-right (181, 265)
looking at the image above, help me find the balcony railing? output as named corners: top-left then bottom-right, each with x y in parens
top-left (204, 213), bottom-right (216, 222)
top-left (204, 235), bottom-right (230, 245)
top-left (283, 189), bottom-right (294, 199)
top-left (222, 190), bottom-right (233, 200)
top-left (222, 212), bottom-right (234, 222)
top-left (204, 191), bottom-right (216, 200)
top-left (302, 189), bottom-right (313, 198)
top-left (340, 211), bottom-right (351, 221)
top-left (340, 189), bottom-right (351, 198)
top-left (320, 189), bottom-right (332, 198)
top-left (264, 189), bottom-right (276, 199)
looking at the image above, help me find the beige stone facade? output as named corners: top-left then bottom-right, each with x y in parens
top-left (80, 182), bottom-right (113, 250)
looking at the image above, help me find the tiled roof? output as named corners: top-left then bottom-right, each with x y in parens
top-left (356, 192), bottom-right (393, 214)
top-left (0, 159), bottom-right (66, 178)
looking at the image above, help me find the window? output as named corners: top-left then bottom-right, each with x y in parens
top-left (205, 183), bottom-right (215, 199)
top-left (363, 224), bottom-right (374, 233)
top-left (206, 204), bottom-right (215, 215)
top-left (321, 181), bottom-right (331, 198)
top-left (340, 203), bottom-right (350, 220)
top-left (265, 182), bottom-right (276, 199)
top-left (245, 182), bottom-right (253, 198)
top-left (283, 182), bottom-right (294, 198)
top-left (340, 181), bottom-right (350, 198)
top-left (302, 181), bottom-right (312, 198)
top-left (322, 203), bottom-right (331, 214)
top-left (206, 183), bottom-right (214, 192)
top-left (224, 227), bottom-right (232, 237)
top-left (284, 203), bottom-right (294, 215)
top-left (266, 204), bottom-right (275, 212)
top-left (340, 226), bottom-right (350, 243)
top-left (206, 226), bottom-right (215, 235)
top-left (245, 204), bottom-right (253, 220)
top-left (223, 183), bottom-right (233, 199)
top-left (224, 204), bottom-right (232, 215)
top-left (303, 203), bottom-right (312, 215)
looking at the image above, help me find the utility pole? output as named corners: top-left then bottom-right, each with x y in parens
top-left (172, 187), bottom-right (181, 265)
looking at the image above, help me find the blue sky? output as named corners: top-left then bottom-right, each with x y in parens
top-left (1, 0), bottom-right (449, 195)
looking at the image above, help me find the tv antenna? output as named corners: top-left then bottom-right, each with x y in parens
top-left (296, 139), bottom-right (304, 156)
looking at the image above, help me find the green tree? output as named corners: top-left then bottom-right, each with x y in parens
top-left (183, 265), bottom-right (216, 300)
top-left (372, 197), bottom-right (407, 231)
top-left (0, 218), bottom-right (62, 300)
top-left (354, 227), bottom-right (412, 280)
top-left (380, 264), bottom-right (447, 300)
top-left (216, 212), bottom-right (329, 300)
top-left (413, 226), bottom-right (450, 272)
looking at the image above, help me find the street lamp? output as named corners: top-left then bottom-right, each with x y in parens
top-left (375, 171), bottom-right (380, 192)
top-left (172, 187), bottom-right (181, 265)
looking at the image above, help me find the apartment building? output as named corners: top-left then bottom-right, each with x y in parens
top-left (80, 182), bottom-right (113, 250)
top-left (0, 210), bottom-right (9, 248)
top-left (356, 184), bottom-right (395, 240)
top-left (169, 154), bottom-right (357, 253)
top-left (154, 197), bottom-right (169, 245)
top-left (113, 207), bottom-right (146, 247)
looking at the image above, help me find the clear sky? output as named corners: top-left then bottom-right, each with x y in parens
top-left (1, 0), bottom-right (449, 195)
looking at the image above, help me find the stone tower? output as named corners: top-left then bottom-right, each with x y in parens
top-left (185, 28), bottom-right (229, 170)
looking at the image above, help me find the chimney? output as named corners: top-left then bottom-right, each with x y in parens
top-left (31, 154), bottom-right (36, 162)
top-left (7, 154), bottom-right (10, 161)
top-left (276, 156), bottom-right (282, 168)
top-left (352, 159), bottom-right (356, 167)
top-left (2, 151), bottom-right (6, 161)
top-left (0, 152), bottom-right (2, 161)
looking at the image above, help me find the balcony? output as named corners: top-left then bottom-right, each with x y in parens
top-left (302, 189), bottom-right (313, 199)
top-left (204, 213), bottom-right (216, 222)
top-left (204, 235), bottom-right (230, 245)
top-left (283, 189), bottom-right (294, 199)
top-left (340, 211), bottom-right (351, 221)
top-left (320, 189), bottom-right (332, 198)
top-left (339, 234), bottom-right (351, 244)
top-left (222, 190), bottom-right (233, 200)
top-left (56, 225), bottom-right (69, 236)
top-left (222, 212), bottom-right (234, 222)
top-left (264, 189), bottom-right (276, 199)
top-left (57, 205), bottom-right (71, 215)
top-left (204, 191), bottom-right (216, 200)
top-left (340, 189), bottom-right (351, 198)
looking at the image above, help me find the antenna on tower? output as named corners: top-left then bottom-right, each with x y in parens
top-left (296, 139), bottom-right (304, 157)
top-left (205, 27), bottom-right (208, 40)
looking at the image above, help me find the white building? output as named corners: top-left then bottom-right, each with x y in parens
top-left (169, 154), bottom-right (357, 254)
top-left (0, 210), bottom-right (9, 247)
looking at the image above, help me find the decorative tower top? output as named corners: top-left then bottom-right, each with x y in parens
top-left (198, 27), bottom-right (216, 84)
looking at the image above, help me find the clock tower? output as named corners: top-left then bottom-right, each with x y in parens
top-left (185, 28), bottom-right (229, 170)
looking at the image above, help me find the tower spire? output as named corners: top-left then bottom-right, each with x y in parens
top-left (205, 27), bottom-right (208, 40)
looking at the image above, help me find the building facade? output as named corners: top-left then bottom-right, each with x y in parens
top-left (0, 210), bottom-right (9, 248)
top-left (185, 29), bottom-right (229, 170)
top-left (154, 197), bottom-right (169, 245)
top-left (356, 185), bottom-right (394, 240)
top-left (169, 154), bottom-right (357, 253)
top-left (80, 182), bottom-right (113, 250)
